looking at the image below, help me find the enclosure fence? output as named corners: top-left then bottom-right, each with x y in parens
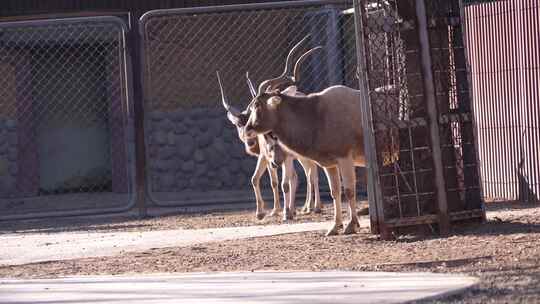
top-left (0, 17), bottom-right (135, 219)
top-left (0, 0), bottom-right (490, 232)
top-left (464, 0), bottom-right (540, 203)
top-left (139, 0), bottom-right (363, 206)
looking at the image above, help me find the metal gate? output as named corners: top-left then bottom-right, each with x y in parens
top-left (0, 17), bottom-right (136, 220)
top-left (354, 0), bottom-right (485, 237)
top-left (139, 0), bottom-right (363, 207)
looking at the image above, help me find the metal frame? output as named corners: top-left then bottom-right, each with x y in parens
top-left (140, 0), bottom-right (353, 20)
top-left (353, 0), bottom-right (485, 237)
top-left (459, 0), bottom-right (486, 220)
top-left (353, 0), bottom-right (385, 235)
top-left (415, 0), bottom-right (450, 234)
top-left (138, 0), bottom-right (354, 207)
top-left (0, 16), bottom-right (137, 221)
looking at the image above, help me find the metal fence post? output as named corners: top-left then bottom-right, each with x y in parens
top-left (129, 12), bottom-right (148, 218)
top-left (353, 0), bottom-right (388, 237)
top-left (415, 0), bottom-right (450, 234)
top-left (459, 0), bottom-right (486, 221)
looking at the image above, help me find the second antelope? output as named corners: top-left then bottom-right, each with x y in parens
top-left (217, 36), bottom-right (322, 220)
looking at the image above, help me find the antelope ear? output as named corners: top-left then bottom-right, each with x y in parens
top-left (267, 96), bottom-right (282, 108)
top-left (226, 111), bottom-right (242, 126)
top-left (282, 86), bottom-right (297, 96)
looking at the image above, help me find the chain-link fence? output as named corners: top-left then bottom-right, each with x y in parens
top-left (0, 0), bottom-right (488, 228)
top-left (356, 0), bottom-right (484, 237)
top-left (0, 17), bottom-right (135, 219)
top-left (139, 0), bottom-right (367, 206)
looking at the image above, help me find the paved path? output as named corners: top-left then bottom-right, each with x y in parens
top-left (1, 221), bottom-right (353, 266)
top-left (0, 271), bottom-right (478, 304)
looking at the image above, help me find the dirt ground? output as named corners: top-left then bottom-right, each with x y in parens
top-left (1, 201), bottom-right (539, 303)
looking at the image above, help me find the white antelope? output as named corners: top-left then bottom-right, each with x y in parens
top-left (217, 36), bottom-right (322, 220)
top-left (244, 65), bottom-right (367, 235)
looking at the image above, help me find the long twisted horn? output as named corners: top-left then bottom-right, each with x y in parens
top-left (246, 71), bottom-right (257, 98)
top-left (257, 34), bottom-right (311, 95)
top-left (293, 46), bottom-right (322, 83)
top-left (257, 45), bottom-right (323, 94)
top-left (216, 70), bottom-right (241, 116)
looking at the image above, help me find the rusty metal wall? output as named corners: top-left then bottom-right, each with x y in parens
top-left (464, 0), bottom-right (540, 202)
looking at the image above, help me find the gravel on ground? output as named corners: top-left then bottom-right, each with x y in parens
top-left (1, 201), bottom-right (539, 303)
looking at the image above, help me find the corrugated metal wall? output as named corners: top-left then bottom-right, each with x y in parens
top-left (464, 0), bottom-right (539, 202)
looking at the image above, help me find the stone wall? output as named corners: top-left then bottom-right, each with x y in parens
top-left (145, 107), bottom-right (368, 201)
top-left (0, 119), bottom-right (18, 197)
top-left (146, 107), bottom-right (260, 194)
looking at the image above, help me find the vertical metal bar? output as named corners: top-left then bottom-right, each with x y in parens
top-left (512, 0), bottom-right (522, 201)
top-left (519, 0), bottom-right (527, 202)
top-left (469, 4), bottom-right (488, 200)
top-left (533, 1), bottom-right (540, 201)
top-left (393, 162), bottom-right (403, 218)
top-left (496, 1), bottom-right (506, 199)
top-left (408, 128), bottom-right (421, 216)
top-left (130, 12), bottom-right (148, 218)
top-left (459, 0), bottom-right (486, 220)
top-left (523, 0), bottom-right (537, 203)
top-left (415, 0), bottom-right (450, 234)
top-left (510, 0), bottom-right (520, 200)
top-left (353, 0), bottom-right (388, 237)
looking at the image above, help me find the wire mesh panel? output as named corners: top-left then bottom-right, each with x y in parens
top-left (426, 0), bottom-right (484, 217)
top-left (356, 0), bottom-right (485, 237)
top-left (0, 17), bottom-right (135, 219)
top-left (140, 1), bottom-right (363, 206)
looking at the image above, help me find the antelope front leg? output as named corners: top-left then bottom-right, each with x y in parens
top-left (301, 170), bottom-right (313, 214)
top-left (311, 165), bottom-right (322, 214)
top-left (281, 156), bottom-right (297, 221)
top-left (338, 157), bottom-right (360, 235)
top-left (323, 166), bottom-right (343, 236)
top-left (289, 164), bottom-right (298, 218)
top-left (267, 164), bottom-right (282, 216)
top-left (251, 155), bottom-right (269, 220)
top-left (298, 159), bottom-right (313, 214)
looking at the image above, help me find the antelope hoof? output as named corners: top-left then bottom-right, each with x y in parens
top-left (325, 223), bottom-right (341, 236)
top-left (256, 212), bottom-right (266, 221)
top-left (283, 208), bottom-right (294, 221)
top-left (357, 206), bottom-right (369, 216)
top-left (343, 220), bottom-right (358, 235)
top-left (300, 206), bottom-right (310, 214)
top-left (270, 208), bottom-right (282, 217)
top-left (313, 206), bottom-right (322, 214)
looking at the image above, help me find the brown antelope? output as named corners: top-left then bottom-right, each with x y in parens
top-left (217, 36), bottom-right (322, 220)
top-left (243, 68), bottom-right (366, 236)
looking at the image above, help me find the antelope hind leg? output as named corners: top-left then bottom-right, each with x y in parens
top-left (323, 166), bottom-right (342, 236)
top-left (267, 164), bottom-right (282, 217)
top-left (339, 157), bottom-right (359, 235)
